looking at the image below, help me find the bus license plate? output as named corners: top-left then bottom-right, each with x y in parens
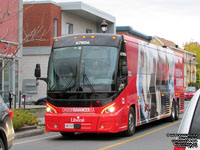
top-left (65, 123), bottom-right (74, 129)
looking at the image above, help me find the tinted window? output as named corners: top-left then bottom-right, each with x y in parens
top-left (185, 87), bottom-right (196, 93)
top-left (48, 46), bottom-right (118, 92)
top-left (189, 97), bottom-right (200, 139)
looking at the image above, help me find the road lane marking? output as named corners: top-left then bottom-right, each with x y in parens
top-left (99, 120), bottom-right (181, 150)
top-left (13, 134), bottom-right (60, 145)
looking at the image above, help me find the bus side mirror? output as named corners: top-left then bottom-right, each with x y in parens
top-left (122, 61), bottom-right (128, 75)
top-left (35, 64), bottom-right (41, 78)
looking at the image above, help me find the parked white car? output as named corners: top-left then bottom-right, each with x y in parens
top-left (174, 89), bottom-right (200, 150)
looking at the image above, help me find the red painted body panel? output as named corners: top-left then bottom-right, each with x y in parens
top-left (174, 52), bottom-right (185, 113)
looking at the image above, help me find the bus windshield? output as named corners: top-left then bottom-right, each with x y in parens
top-left (48, 46), bottom-right (118, 92)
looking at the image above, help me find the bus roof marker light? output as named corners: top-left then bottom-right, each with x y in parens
top-left (54, 38), bottom-right (59, 42)
top-left (112, 36), bottom-right (117, 40)
top-left (82, 35), bottom-right (86, 39)
top-left (90, 35), bottom-right (95, 39)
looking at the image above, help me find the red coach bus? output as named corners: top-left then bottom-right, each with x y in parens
top-left (34, 34), bottom-right (184, 136)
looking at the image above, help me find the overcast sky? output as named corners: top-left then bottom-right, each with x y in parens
top-left (30, 0), bottom-right (200, 47)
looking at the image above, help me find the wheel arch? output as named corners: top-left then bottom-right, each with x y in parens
top-left (130, 104), bottom-right (137, 126)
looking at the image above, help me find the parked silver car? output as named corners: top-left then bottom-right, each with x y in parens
top-left (174, 89), bottom-right (200, 150)
top-left (0, 96), bottom-right (14, 150)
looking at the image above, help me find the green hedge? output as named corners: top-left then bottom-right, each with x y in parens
top-left (12, 109), bottom-right (41, 130)
top-left (188, 82), bottom-right (199, 89)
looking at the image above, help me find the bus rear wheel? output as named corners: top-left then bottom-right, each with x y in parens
top-left (123, 107), bottom-right (135, 136)
top-left (175, 101), bottom-right (179, 120)
top-left (168, 101), bottom-right (176, 122)
top-left (60, 132), bottom-right (75, 137)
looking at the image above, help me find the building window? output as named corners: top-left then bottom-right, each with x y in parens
top-left (193, 72), bottom-right (196, 81)
top-left (54, 19), bottom-right (58, 37)
top-left (86, 29), bottom-right (92, 33)
top-left (186, 53), bottom-right (189, 60)
top-left (187, 71), bottom-right (190, 81)
top-left (66, 23), bottom-right (73, 34)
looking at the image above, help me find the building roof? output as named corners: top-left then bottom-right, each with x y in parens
top-left (170, 46), bottom-right (196, 56)
top-left (154, 36), bottom-right (196, 56)
top-left (116, 26), bottom-right (152, 41)
top-left (155, 36), bottom-right (176, 48)
top-left (23, 1), bottom-right (116, 24)
top-left (60, 2), bottom-right (115, 23)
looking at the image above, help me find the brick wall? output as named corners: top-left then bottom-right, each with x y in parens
top-left (0, 0), bottom-right (19, 43)
top-left (23, 3), bottom-right (61, 46)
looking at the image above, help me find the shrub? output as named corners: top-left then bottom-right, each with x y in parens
top-left (12, 109), bottom-right (41, 130)
top-left (189, 82), bottom-right (199, 89)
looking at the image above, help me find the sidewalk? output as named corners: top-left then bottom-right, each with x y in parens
top-left (15, 126), bottom-right (45, 139)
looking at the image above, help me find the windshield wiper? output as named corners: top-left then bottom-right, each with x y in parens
top-left (82, 72), bottom-right (96, 94)
top-left (82, 62), bottom-right (96, 96)
top-left (62, 76), bottom-right (76, 92)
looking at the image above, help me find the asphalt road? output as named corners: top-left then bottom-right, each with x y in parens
top-left (11, 101), bottom-right (190, 150)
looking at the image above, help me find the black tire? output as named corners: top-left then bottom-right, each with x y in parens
top-left (60, 132), bottom-right (75, 137)
top-left (0, 137), bottom-right (6, 150)
top-left (168, 101), bottom-right (176, 122)
top-left (175, 101), bottom-right (179, 120)
top-left (123, 107), bottom-right (135, 136)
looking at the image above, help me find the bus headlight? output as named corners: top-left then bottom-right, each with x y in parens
top-left (46, 104), bottom-right (57, 114)
top-left (108, 106), bottom-right (115, 113)
top-left (101, 103), bottom-right (115, 114)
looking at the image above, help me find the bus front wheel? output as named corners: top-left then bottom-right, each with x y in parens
top-left (123, 107), bottom-right (135, 136)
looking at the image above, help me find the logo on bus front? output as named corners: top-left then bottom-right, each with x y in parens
top-left (75, 41), bottom-right (90, 45)
top-left (71, 116), bottom-right (85, 122)
top-left (62, 108), bottom-right (95, 113)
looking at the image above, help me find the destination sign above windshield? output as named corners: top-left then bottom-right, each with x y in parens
top-left (53, 33), bottom-right (122, 48)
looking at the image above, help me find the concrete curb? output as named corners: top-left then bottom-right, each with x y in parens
top-left (15, 127), bottom-right (45, 139)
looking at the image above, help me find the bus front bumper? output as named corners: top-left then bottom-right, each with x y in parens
top-left (45, 113), bottom-right (124, 133)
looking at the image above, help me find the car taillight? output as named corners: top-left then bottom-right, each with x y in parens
top-left (7, 110), bottom-right (13, 120)
top-left (174, 146), bottom-right (185, 150)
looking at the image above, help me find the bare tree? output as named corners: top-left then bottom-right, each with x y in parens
top-left (0, 0), bottom-right (50, 70)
